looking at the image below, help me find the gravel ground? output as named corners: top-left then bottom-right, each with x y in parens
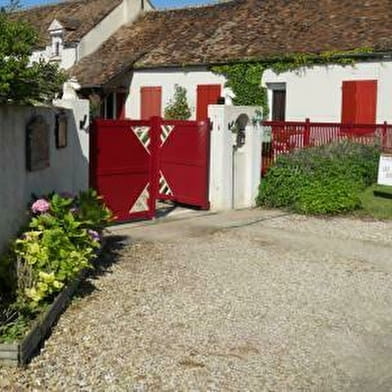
top-left (1, 209), bottom-right (392, 391)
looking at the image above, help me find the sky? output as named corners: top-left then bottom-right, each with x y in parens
top-left (0, 0), bottom-right (217, 9)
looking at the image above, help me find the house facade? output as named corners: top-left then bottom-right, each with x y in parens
top-left (13, 0), bottom-right (153, 70)
top-left (263, 60), bottom-right (392, 124)
top-left (68, 0), bottom-right (392, 123)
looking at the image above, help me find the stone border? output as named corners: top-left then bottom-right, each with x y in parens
top-left (0, 243), bottom-right (104, 367)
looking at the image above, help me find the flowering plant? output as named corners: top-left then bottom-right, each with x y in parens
top-left (1, 190), bottom-right (112, 313)
top-left (31, 199), bottom-right (50, 214)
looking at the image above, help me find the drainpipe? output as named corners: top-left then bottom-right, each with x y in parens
top-left (141, 0), bottom-right (144, 10)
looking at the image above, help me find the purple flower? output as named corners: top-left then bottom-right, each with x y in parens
top-left (31, 199), bottom-right (50, 214)
top-left (88, 229), bottom-right (100, 242)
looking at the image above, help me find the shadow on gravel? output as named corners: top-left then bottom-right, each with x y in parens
top-left (74, 234), bottom-right (131, 300)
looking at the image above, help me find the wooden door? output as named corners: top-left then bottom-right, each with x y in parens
top-left (141, 87), bottom-right (162, 120)
top-left (196, 84), bottom-right (221, 121)
top-left (272, 90), bottom-right (286, 121)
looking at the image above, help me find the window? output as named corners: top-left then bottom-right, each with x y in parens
top-left (341, 80), bottom-right (377, 124)
top-left (55, 41), bottom-right (60, 57)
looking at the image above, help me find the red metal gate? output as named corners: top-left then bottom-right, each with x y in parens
top-left (90, 117), bottom-right (210, 222)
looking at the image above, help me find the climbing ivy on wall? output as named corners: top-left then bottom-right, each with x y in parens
top-left (211, 48), bottom-right (374, 117)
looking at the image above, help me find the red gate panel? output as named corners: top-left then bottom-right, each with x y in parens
top-left (158, 119), bottom-right (210, 210)
top-left (90, 117), bottom-right (211, 222)
top-left (90, 119), bottom-right (156, 222)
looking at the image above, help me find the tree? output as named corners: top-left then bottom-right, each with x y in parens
top-left (0, 12), bottom-right (66, 104)
top-left (164, 84), bottom-right (192, 120)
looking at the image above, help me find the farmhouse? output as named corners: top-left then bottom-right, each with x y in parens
top-left (10, 0), bottom-right (153, 70)
top-left (68, 0), bottom-right (392, 124)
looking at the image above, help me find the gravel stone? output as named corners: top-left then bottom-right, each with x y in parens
top-left (1, 209), bottom-right (392, 391)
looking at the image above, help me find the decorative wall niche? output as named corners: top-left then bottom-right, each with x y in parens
top-left (55, 111), bottom-right (68, 149)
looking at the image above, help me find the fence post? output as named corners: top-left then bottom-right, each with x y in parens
top-left (304, 118), bottom-right (310, 147)
top-left (382, 121), bottom-right (388, 152)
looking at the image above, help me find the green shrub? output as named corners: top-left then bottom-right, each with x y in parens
top-left (164, 84), bottom-right (192, 120)
top-left (257, 141), bottom-right (380, 215)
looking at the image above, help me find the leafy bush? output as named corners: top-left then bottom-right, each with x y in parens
top-left (164, 84), bottom-right (192, 120)
top-left (257, 141), bottom-right (380, 215)
top-left (0, 190), bottom-right (112, 341)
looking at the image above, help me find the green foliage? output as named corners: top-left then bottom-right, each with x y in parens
top-left (358, 184), bottom-right (392, 220)
top-left (164, 84), bottom-right (192, 120)
top-left (76, 189), bottom-right (113, 229)
top-left (0, 314), bottom-right (29, 344)
top-left (211, 48), bottom-right (373, 115)
top-left (211, 63), bottom-right (267, 115)
top-left (257, 141), bottom-right (380, 215)
top-left (0, 13), bottom-right (66, 104)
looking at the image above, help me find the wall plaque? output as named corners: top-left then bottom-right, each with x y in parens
top-left (26, 115), bottom-right (50, 171)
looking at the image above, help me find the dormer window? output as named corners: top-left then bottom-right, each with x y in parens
top-left (55, 41), bottom-right (60, 57)
top-left (48, 19), bottom-right (64, 59)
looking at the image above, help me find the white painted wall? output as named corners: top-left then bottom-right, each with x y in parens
top-left (208, 105), bottom-right (262, 211)
top-left (0, 102), bottom-right (89, 254)
top-left (30, 46), bottom-right (77, 70)
top-left (127, 67), bottom-right (229, 120)
top-left (263, 60), bottom-right (392, 123)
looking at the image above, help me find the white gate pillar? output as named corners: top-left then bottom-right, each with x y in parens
top-left (208, 105), bottom-right (263, 211)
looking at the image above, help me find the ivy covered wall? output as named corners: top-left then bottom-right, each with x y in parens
top-left (211, 48), bottom-right (374, 117)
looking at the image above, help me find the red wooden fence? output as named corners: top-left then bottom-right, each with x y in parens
top-left (261, 119), bottom-right (392, 176)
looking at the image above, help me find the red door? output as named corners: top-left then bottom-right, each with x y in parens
top-left (196, 84), bottom-right (221, 121)
top-left (341, 80), bottom-right (377, 123)
top-left (141, 87), bottom-right (162, 120)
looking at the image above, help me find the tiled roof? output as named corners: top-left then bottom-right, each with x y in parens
top-left (71, 0), bottom-right (392, 86)
top-left (10, 0), bottom-right (122, 47)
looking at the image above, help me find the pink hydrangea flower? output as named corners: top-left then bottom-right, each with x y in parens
top-left (31, 199), bottom-right (50, 214)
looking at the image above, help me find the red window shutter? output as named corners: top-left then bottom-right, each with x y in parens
top-left (140, 87), bottom-right (162, 120)
top-left (356, 80), bottom-right (377, 124)
top-left (196, 84), bottom-right (222, 121)
top-left (341, 80), bottom-right (377, 124)
top-left (116, 92), bottom-right (126, 120)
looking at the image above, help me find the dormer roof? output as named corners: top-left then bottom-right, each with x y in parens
top-left (9, 0), bottom-right (123, 48)
top-left (48, 19), bottom-right (64, 33)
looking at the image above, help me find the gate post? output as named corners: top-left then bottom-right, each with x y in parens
top-left (148, 116), bottom-right (161, 219)
top-left (208, 105), bottom-right (263, 211)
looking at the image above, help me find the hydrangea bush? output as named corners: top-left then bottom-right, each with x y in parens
top-left (1, 189), bottom-right (112, 321)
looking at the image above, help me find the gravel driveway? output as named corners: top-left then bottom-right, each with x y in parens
top-left (1, 209), bottom-right (392, 391)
